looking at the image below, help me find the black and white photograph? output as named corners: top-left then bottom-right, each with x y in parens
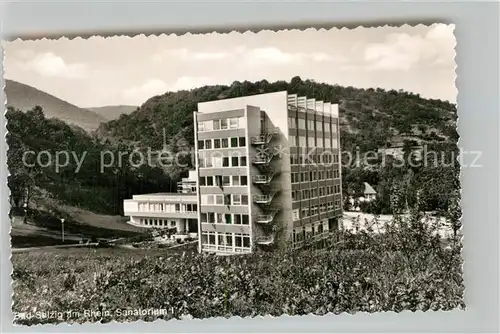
top-left (4, 24), bottom-right (464, 325)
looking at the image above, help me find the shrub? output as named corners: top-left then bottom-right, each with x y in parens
top-left (11, 212), bottom-right (464, 325)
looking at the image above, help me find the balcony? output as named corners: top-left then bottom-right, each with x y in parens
top-left (252, 154), bottom-right (273, 165)
top-left (251, 129), bottom-right (279, 146)
top-left (251, 136), bottom-right (267, 145)
top-left (252, 173), bottom-right (275, 184)
top-left (255, 182), bottom-right (279, 194)
top-left (255, 235), bottom-right (275, 245)
top-left (256, 210), bottom-right (278, 224)
top-left (253, 192), bottom-right (278, 205)
top-left (124, 210), bottom-right (198, 219)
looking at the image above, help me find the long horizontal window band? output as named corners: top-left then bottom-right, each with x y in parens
top-left (200, 212), bottom-right (250, 225)
top-left (200, 194), bottom-right (249, 206)
top-left (198, 136), bottom-right (246, 149)
top-left (197, 117), bottom-right (246, 132)
top-left (201, 232), bottom-right (251, 251)
top-left (198, 155), bottom-right (248, 168)
top-left (199, 175), bottom-right (248, 187)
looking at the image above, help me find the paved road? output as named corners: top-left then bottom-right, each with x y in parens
top-left (12, 239), bottom-right (198, 254)
top-left (11, 243), bottom-right (99, 254)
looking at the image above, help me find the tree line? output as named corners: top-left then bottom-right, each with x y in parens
top-left (7, 107), bottom-right (177, 215)
top-left (7, 77), bottom-right (460, 219)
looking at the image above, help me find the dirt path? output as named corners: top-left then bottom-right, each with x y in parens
top-left (11, 243), bottom-right (99, 254)
top-left (11, 217), bottom-right (84, 241)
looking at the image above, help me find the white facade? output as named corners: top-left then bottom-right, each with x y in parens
top-left (194, 91), bottom-right (342, 255)
top-left (123, 171), bottom-right (199, 240)
top-left (124, 91), bottom-right (342, 254)
top-left (177, 170), bottom-right (197, 194)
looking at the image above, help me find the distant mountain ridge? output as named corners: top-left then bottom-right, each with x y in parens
top-left (4, 79), bottom-right (106, 132)
top-left (88, 105), bottom-right (138, 121)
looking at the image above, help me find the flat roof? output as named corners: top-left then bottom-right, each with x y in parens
top-left (133, 192), bottom-right (195, 197)
top-left (197, 91), bottom-right (288, 114)
top-left (128, 193), bottom-right (197, 203)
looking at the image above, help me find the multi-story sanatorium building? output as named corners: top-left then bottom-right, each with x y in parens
top-left (194, 91), bottom-right (342, 255)
top-left (123, 170), bottom-right (199, 240)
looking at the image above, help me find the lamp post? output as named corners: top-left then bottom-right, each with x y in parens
top-left (60, 218), bottom-right (65, 243)
top-left (23, 203), bottom-right (27, 224)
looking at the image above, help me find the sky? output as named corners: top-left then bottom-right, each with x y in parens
top-left (3, 24), bottom-right (457, 108)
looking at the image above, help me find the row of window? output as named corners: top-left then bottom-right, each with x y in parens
top-left (290, 153), bottom-right (340, 165)
top-left (200, 212), bottom-right (249, 225)
top-left (289, 136), bottom-right (339, 149)
top-left (177, 181), bottom-right (197, 194)
top-left (200, 194), bottom-right (249, 206)
top-left (288, 117), bottom-right (338, 133)
top-left (292, 185), bottom-right (341, 202)
top-left (137, 218), bottom-right (178, 228)
top-left (178, 186), bottom-right (197, 194)
top-left (292, 200), bottom-right (342, 220)
top-left (199, 154), bottom-right (341, 169)
top-left (138, 203), bottom-right (197, 213)
top-left (199, 175), bottom-right (248, 187)
top-left (201, 232), bottom-right (251, 250)
top-left (293, 221), bottom-right (333, 243)
top-left (199, 155), bottom-right (247, 168)
top-left (198, 117), bottom-right (245, 132)
top-left (198, 137), bottom-right (246, 150)
top-left (291, 169), bottom-right (340, 183)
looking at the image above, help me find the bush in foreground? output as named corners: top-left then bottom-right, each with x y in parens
top-left (12, 215), bottom-right (464, 325)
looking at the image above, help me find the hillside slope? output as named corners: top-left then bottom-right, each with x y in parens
top-left (6, 107), bottom-right (177, 216)
top-left (5, 77), bottom-right (460, 219)
top-left (4, 79), bottom-right (106, 132)
top-left (98, 77), bottom-right (458, 153)
top-left (96, 77), bottom-right (460, 215)
top-left (88, 105), bottom-right (138, 121)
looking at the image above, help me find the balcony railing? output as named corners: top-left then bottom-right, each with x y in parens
top-left (251, 136), bottom-right (267, 145)
top-left (256, 210), bottom-right (278, 224)
top-left (252, 174), bottom-right (268, 183)
top-left (255, 235), bottom-right (275, 245)
top-left (253, 192), bottom-right (278, 204)
top-left (251, 129), bottom-right (279, 145)
top-left (124, 210), bottom-right (198, 219)
top-left (252, 173), bottom-right (275, 184)
top-left (256, 183), bottom-right (280, 195)
top-left (252, 154), bottom-right (273, 165)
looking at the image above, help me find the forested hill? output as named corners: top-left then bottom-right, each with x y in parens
top-left (5, 79), bottom-right (106, 132)
top-left (98, 76), bottom-right (458, 153)
top-left (6, 77), bottom-right (460, 217)
top-left (6, 107), bottom-right (177, 215)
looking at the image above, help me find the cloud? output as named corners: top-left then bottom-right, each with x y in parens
top-left (153, 48), bottom-right (232, 62)
top-left (18, 52), bottom-right (88, 78)
top-left (153, 46), bottom-right (345, 66)
top-left (123, 79), bottom-right (170, 104)
top-left (244, 47), bottom-right (299, 65)
top-left (364, 35), bottom-right (422, 71)
top-left (243, 48), bottom-right (347, 66)
top-left (360, 24), bottom-right (455, 71)
top-left (426, 24), bottom-right (455, 41)
top-left (310, 52), bottom-right (340, 62)
top-left (169, 76), bottom-right (219, 91)
top-left (122, 76), bottom-right (219, 104)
